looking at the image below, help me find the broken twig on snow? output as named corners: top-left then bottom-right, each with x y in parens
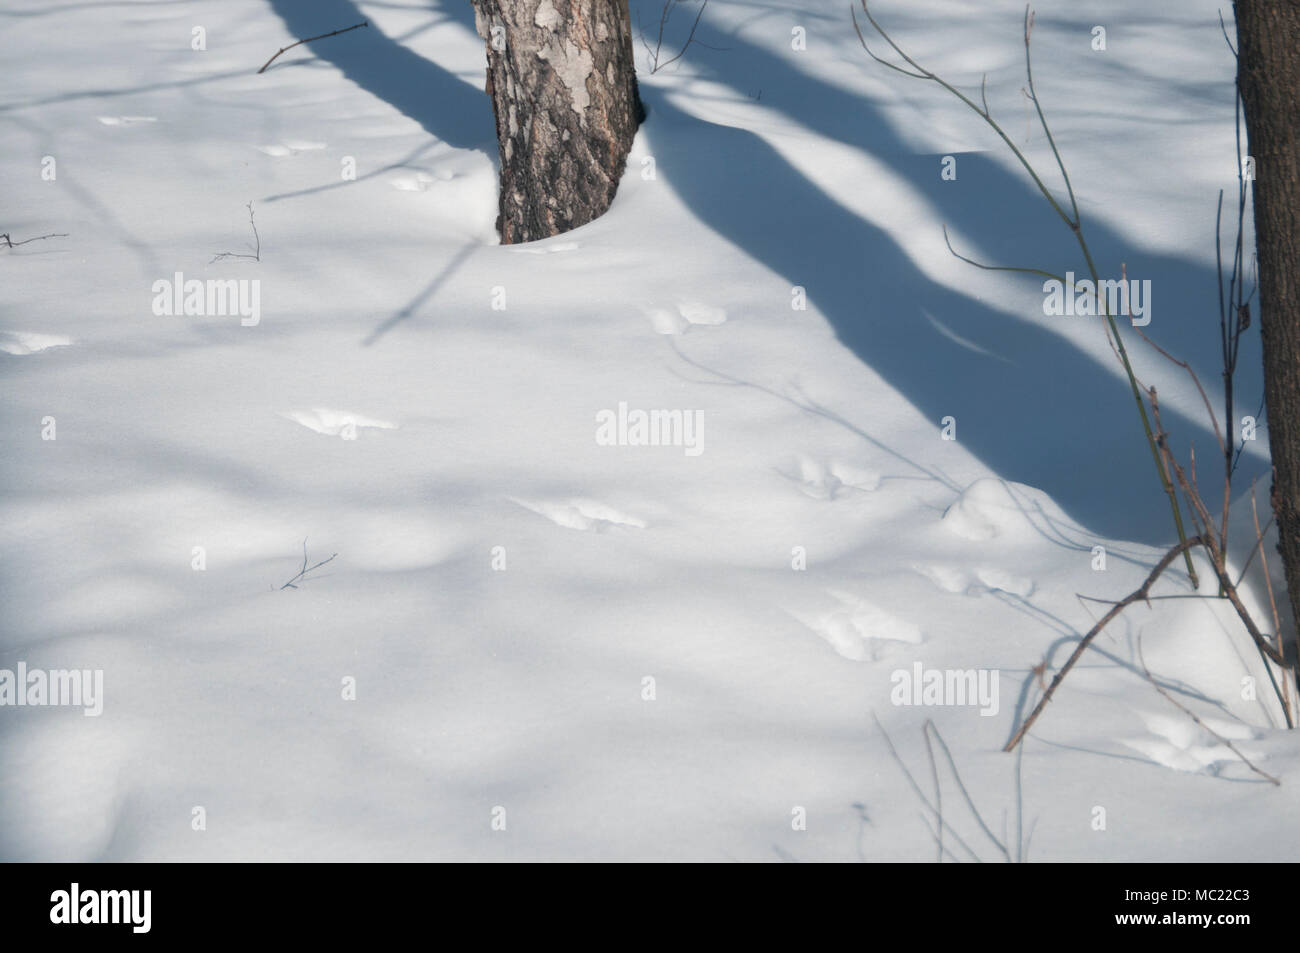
top-left (281, 538), bottom-right (338, 590)
top-left (1, 231), bottom-right (67, 249)
top-left (211, 202), bottom-right (260, 264)
top-left (258, 20), bottom-right (369, 74)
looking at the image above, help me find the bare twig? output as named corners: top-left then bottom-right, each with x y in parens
top-left (1136, 636), bottom-right (1280, 785)
top-left (922, 723), bottom-right (942, 863)
top-left (1234, 513), bottom-right (1275, 587)
top-left (640, 0), bottom-right (709, 74)
top-left (1132, 324), bottom-right (1225, 459)
top-left (1148, 391), bottom-right (1293, 729)
top-left (1, 231), bottom-right (68, 248)
top-left (855, 0), bottom-right (1199, 585)
top-left (1004, 535), bottom-right (1203, 751)
top-left (878, 717), bottom-right (1021, 861)
top-left (917, 813), bottom-right (965, 863)
top-left (1014, 736), bottom-right (1027, 862)
top-left (1218, 8), bottom-right (1238, 58)
top-left (1149, 390), bottom-right (1288, 673)
top-left (258, 20), bottom-right (369, 74)
top-left (281, 538), bottom-right (338, 590)
top-left (211, 202), bottom-right (260, 264)
top-left (941, 225), bottom-right (1065, 284)
top-left (925, 721), bottom-right (1011, 862)
top-left (873, 714), bottom-right (984, 861)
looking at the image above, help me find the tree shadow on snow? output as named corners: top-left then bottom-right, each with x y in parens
top-left (628, 3), bottom-right (1264, 547)
top-left (265, 0), bottom-right (1264, 547)
top-left (263, 0), bottom-right (494, 152)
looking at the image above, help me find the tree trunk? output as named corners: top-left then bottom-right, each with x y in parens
top-left (1236, 1), bottom-right (1300, 644)
top-left (471, 0), bottom-right (643, 244)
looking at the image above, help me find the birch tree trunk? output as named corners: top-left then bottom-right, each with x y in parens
top-left (472, 0), bottom-right (643, 244)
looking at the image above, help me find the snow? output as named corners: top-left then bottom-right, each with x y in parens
top-left (1, 0), bottom-right (1296, 861)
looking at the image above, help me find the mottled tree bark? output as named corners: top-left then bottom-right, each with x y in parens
top-left (472, 0), bottom-right (643, 244)
top-left (1236, 1), bottom-right (1300, 638)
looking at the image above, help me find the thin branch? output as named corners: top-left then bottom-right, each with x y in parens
top-left (856, 0), bottom-right (1199, 586)
top-left (258, 20), bottom-right (369, 74)
top-left (1218, 9), bottom-right (1238, 59)
top-left (281, 538), bottom-right (338, 590)
top-left (652, 0), bottom-right (708, 74)
top-left (925, 721), bottom-right (1011, 862)
top-left (922, 724), bottom-right (942, 862)
top-left (1129, 273), bottom-right (1225, 460)
top-left (873, 714), bottom-right (984, 861)
top-left (1004, 535), bottom-right (1203, 751)
top-left (917, 812), bottom-right (966, 863)
top-left (1233, 512), bottom-right (1275, 587)
top-left (1021, 5), bottom-right (1080, 228)
top-left (1, 231), bottom-right (68, 248)
top-left (855, 1), bottom-right (1074, 225)
top-left (636, 9), bottom-right (656, 63)
top-left (211, 202), bottom-right (260, 264)
top-left (941, 225), bottom-right (1066, 283)
top-left (1150, 391), bottom-right (1289, 672)
top-left (1014, 736), bottom-right (1026, 862)
top-left (851, 8), bottom-right (928, 79)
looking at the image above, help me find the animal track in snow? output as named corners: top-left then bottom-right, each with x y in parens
top-left (796, 589), bottom-right (921, 661)
top-left (942, 478), bottom-right (1022, 541)
top-left (1123, 710), bottom-right (1263, 776)
top-left (974, 567), bottom-right (1034, 598)
top-left (281, 408), bottom-right (398, 438)
top-left (510, 496), bottom-right (646, 531)
top-left (647, 301), bottom-right (727, 335)
top-left (779, 454), bottom-right (880, 500)
top-left (911, 562), bottom-right (1034, 598)
top-left (912, 562), bottom-right (969, 594)
top-left (257, 140), bottom-right (327, 157)
top-left (97, 115), bottom-right (157, 126)
top-left (390, 169), bottom-right (456, 192)
top-left (0, 331), bottom-right (72, 355)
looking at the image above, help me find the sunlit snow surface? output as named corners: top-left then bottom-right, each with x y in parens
top-left (2, 0), bottom-right (1296, 861)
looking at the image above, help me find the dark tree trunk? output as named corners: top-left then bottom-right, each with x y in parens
top-left (1236, 1), bottom-right (1300, 640)
top-left (471, 0), bottom-right (643, 244)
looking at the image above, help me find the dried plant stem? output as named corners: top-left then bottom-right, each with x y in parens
top-left (1004, 535), bottom-right (1202, 751)
top-left (855, 0), bottom-right (1198, 585)
top-left (281, 538), bottom-right (338, 590)
top-left (211, 202), bottom-right (260, 264)
top-left (258, 20), bottom-right (368, 74)
top-left (1, 231), bottom-right (67, 248)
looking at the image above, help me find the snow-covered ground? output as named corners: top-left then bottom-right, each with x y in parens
top-left (3, 0), bottom-right (1297, 861)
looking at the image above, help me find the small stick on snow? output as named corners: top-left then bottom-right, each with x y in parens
top-left (281, 538), bottom-right (338, 590)
top-left (211, 202), bottom-right (260, 264)
top-left (638, 0), bottom-right (710, 74)
top-left (873, 714), bottom-right (984, 862)
top-left (1, 231), bottom-right (68, 249)
top-left (925, 720), bottom-right (1011, 862)
top-left (258, 20), bottom-right (369, 74)
top-left (1004, 535), bottom-right (1203, 751)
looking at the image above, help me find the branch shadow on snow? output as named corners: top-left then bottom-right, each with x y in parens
top-left (629, 6), bottom-right (1264, 548)
top-left (286, 0), bottom-right (1261, 548)
top-left (263, 0), bottom-right (494, 153)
